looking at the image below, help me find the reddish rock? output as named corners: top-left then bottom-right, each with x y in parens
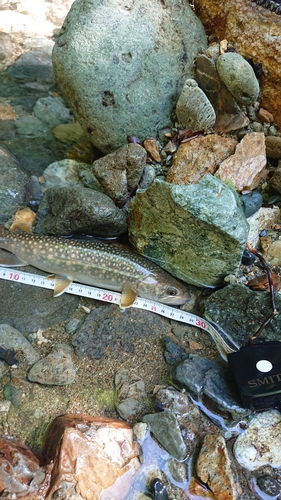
top-left (166, 134), bottom-right (237, 185)
top-left (143, 138), bottom-right (161, 163)
top-left (215, 132), bottom-right (266, 191)
top-left (257, 107), bottom-right (274, 123)
top-left (0, 437), bottom-right (43, 497)
top-left (193, 0), bottom-right (281, 129)
top-left (43, 414), bottom-right (140, 500)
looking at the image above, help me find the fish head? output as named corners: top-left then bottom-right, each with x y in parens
top-left (137, 273), bottom-right (190, 305)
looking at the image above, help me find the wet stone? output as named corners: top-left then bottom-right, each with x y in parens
top-left (142, 411), bottom-right (187, 461)
top-left (27, 344), bottom-right (76, 385)
top-left (0, 270), bottom-right (79, 333)
top-left (204, 283), bottom-right (281, 347)
top-left (0, 144), bottom-right (32, 225)
top-left (163, 335), bottom-right (189, 365)
top-left (0, 324), bottom-right (39, 365)
top-left (174, 355), bottom-right (246, 418)
top-left (33, 95), bottom-right (72, 129)
top-left (256, 475), bottom-right (281, 497)
top-left (15, 115), bottom-right (53, 139)
top-left (196, 434), bottom-right (237, 500)
top-left (42, 158), bottom-right (103, 191)
top-left (72, 305), bottom-right (171, 360)
top-left (265, 135), bottom-right (281, 159)
top-left (233, 410), bottom-right (281, 471)
top-left (34, 185), bottom-right (127, 236)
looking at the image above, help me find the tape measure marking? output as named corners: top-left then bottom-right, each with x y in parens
top-left (0, 267), bottom-right (238, 359)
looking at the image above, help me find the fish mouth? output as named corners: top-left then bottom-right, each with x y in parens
top-left (157, 295), bottom-right (190, 306)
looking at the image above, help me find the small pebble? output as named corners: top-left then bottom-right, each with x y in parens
top-left (241, 248), bottom-right (255, 266)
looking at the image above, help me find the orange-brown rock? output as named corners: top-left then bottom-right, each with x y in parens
top-left (0, 437), bottom-right (43, 497)
top-left (257, 107), bottom-right (274, 123)
top-left (186, 476), bottom-right (217, 499)
top-left (215, 132), bottom-right (266, 191)
top-left (166, 134), bottom-right (237, 185)
top-left (196, 434), bottom-right (237, 500)
top-left (194, 0), bottom-right (281, 128)
top-left (43, 414), bottom-right (140, 500)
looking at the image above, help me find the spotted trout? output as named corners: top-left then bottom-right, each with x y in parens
top-left (0, 227), bottom-right (190, 307)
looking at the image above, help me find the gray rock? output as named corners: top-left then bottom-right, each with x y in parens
top-left (0, 145), bottom-right (31, 225)
top-left (42, 159), bottom-right (104, 192)
top-left (33, 96), bottom-right (72, 129)
top-left (90, 143), bottom-right (147, 205)
top-left (174, 355), bottom-right (246, 417)
top-left (204, 283), bottom-right (281, 347)
top-left (34, 185), bottom-right (127, 236)
top-left (128, 176), bottom-right (249, 287)
top-left (115, 368), bottom-right (147, 421)
top-left (27, 344), bottom-right (76, 385)
top-left (216, 52), bottom-right (260, 105)
top-left (0, 324), bottom-right (39, 365)
top-left (195, 54), bottom-right (249, 133)
top-left (176, 78), bottom-right (216, 131)
top-left (0, 270), bottom-right (79, 333)
top-left (142, 411), bottom-right (187, 461)
top-left (52, 0), bottom-right (207, 153)
top-left (15, 115), bottom-right (53, 139)
top-left (72, 304), bottom-right (171, 360)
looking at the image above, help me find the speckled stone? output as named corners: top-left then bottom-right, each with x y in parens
top-left (129, 176), bottom-right (249, 287)
top-left (52, 0), bottom-right (207, 153)
top-left (216, 52), bottom-right (259, 105)
top-left (265, 136), bottom-right (281, 159)
top-left (233, 410), bottom-right (281, 470)
top-left (0, 324), bottom-right (39, 365)
top-left (193, 0), bottom-right (281, 128)
top-left (28, 344), bottom-right (76, 385)
top-left (196, 434), bottom-right (237, 500)
top-left (34, 185), bottom-right (127, 236)
top-left (176, 78), bottom-right (216, 131)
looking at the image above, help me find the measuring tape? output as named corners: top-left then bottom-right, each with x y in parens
top-left (0, 267), bottom-right (238, 360)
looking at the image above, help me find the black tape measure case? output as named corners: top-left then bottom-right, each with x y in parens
top-left (228, 341), bottom-right (281, 410)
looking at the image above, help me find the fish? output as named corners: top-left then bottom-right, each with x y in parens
top-left (0, 226), bottom-right (190, 308)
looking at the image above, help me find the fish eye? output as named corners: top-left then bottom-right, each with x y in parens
top-left (166, 286), bottom-right (178, 296)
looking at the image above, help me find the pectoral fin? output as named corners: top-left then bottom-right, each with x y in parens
top-left (120, 281), bottom-right (137, 308)
top-left (0, 250), bottom-right (27, 267)
top-left (47, 274), bottom-right (72, 297)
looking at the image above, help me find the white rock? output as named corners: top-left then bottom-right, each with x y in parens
top-left (233, 410), bottom-right (281, 471)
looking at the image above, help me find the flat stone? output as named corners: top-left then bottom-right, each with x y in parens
top-left (42, 159), bottom-right (103, 191)
top-left (43, 414), bottom-right (140, 500)
top-left (142, 411), bottom-right (187, 461)
top-left (115, 368), bottom-right (147, 421)
top-left (0, 324), bottom-right (39, 365)
top-left (52, 0), bottom-right (207, 153)
top-left (0, 270), bottom-right (79, 333)
top-left (215, 133), bottom-right (266, 191)
top-left (15, 115), bottom-right (53, 139)
top-left (204, 283), bottom-right (281, 347)
top-left (0, 145), bottom-right (31, 225)
top-left (193, 0), bottom-right (281, 129)
top-left (216, 52), bottom-right (259, 105)
top-left (233, 410), bottom-right (281, 471)
top-left (34, 185), bottom-right (127, 236)
top-left (128, 176), bottom-right (249, 287)
top-left (196, 53), bottom-right (249, 133)
top-left (176, 78), bottom-right (216, 131)
top-left (166, 134), bottom-right (237, 185)
top-left (174, 355), bottom-right (245, 417)
top-left (27, 344), bottom-right (76, 385)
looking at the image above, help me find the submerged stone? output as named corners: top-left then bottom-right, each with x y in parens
top-left (129, 176), bottom-right (249, 287)
top-left (143, 411), bottom-right (187, 461)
